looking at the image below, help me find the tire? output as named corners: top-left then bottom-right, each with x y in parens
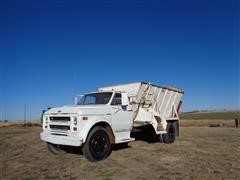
top-left (47, 142), bottom-right (66, 155)
top-left (162, 123), bottom-right (176, 144)
top-left (82, 126), bottom-right (111, 161)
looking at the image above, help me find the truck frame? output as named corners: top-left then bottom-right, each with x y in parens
top-left (40, 82), bottom-right (184, 161)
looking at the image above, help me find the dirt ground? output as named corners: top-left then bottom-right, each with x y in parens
top-left (0, 122), bottom-right (239, 180)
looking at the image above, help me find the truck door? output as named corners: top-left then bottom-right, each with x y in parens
top-left (111, 93), bottom-right (133, 132)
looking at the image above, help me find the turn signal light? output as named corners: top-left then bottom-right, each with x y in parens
top-left (45, 125), bottom-right (48, 129)
top-left (82, 117), bottom-right (88, 120)
top-left (73, 127), bottom-right (77, 131)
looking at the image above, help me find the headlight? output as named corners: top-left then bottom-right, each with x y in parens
top-left (73, 117), bottom-right (77, 125)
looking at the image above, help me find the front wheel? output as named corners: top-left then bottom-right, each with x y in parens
top-left (82, 126), bottom-right (111, 161)
top-left (161, 123), bottom-right (176, 144)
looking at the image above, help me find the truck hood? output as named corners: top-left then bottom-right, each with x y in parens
top-left (44, 105), bottom-right (111, 115)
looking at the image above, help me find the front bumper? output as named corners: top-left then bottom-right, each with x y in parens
top-left (40, 132), bottom-right (83, 147)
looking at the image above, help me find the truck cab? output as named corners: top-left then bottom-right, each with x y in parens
top-left (40, 91), bottom-right (134, 161)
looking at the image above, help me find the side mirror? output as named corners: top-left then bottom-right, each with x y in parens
top-left (121, 92), bottom-right (129, 107)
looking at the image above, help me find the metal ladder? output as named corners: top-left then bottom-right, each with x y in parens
top-left (142, 84), bottom-right (155, 108)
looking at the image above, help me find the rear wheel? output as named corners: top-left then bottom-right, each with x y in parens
top-left (162, 123), bottom-right (176, 144)
top-left (82, 126), bottom-right (111, 161)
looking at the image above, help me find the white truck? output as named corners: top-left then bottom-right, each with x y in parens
top-left (40, 82), bottom-right (184, 161)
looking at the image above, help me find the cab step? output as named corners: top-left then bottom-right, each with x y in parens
top-left (116, 137), bottom-right (135, 144)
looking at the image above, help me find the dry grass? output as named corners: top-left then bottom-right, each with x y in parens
top-left (180, 110), bottom-right (240, 120)
top-left (0, 122), bottom-right (20, 128)
top-left (0, 112), bottom-right (239, 179)
top-left (180, 119), bottom-right (237, 127)
top-left (0, 125), bottom-right (239, 179)
top-left (0, 120), bottom-right (40, 128)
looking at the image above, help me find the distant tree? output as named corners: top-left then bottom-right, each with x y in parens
top-left (4, 120), bottom-right (8, 122)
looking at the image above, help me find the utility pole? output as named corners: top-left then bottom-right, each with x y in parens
top-left (24, 104), bottom-right (27, 127)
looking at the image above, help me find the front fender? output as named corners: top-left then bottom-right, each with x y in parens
top-left (79, 118), bottom-right (112, 143)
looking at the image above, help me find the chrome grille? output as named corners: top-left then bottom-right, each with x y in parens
top-left (50, 116), bottom-right (70, 122)
top-left (49, 125), bottom-right (70, 131)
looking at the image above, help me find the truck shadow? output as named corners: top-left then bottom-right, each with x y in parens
top-left (111, 143), bottom-right (131, 151)
top-left (60, 132), bottom-right (159, 156)
top-left (131, 132), bottom-right (159, 143)
top-left (60, 146), bottom-right (83, 155)
top-left (61, 143), bottom-right (131, 155)
top-left (131, 125), bottom-right (160, 143)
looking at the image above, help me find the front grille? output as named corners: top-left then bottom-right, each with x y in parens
top-left (50, 116), bottom-right (70, 122)
top-left (49, 125), bottom-right (70, 131)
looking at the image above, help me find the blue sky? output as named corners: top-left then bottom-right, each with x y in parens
top-left (0, 0), bottom-right (239, 120)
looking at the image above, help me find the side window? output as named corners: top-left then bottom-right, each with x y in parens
top-left (111, 93), bottom-right (122, 105)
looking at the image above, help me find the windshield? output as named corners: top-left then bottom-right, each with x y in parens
top-left (77, 92), bottom-right (113, 105)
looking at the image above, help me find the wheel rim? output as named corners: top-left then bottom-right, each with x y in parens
top-left (89, 133), bottom-right (109, 159)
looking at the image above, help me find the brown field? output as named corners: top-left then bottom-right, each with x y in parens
top-left (0, 120), bottom-right (40, 128)
top-left (0, 119), bottom-right (239, 180)
top-left (180, 119), bottom-right (238, 127)
top-left (0, 122), bottom-right (22, 128)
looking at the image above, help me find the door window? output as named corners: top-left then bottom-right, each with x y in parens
top-left (111, 93), bottom-right (122, 105)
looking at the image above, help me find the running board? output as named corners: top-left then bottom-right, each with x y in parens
top-left (115, 137), bottom-right (135, 144)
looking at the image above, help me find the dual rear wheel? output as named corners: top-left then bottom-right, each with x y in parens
top-left (161, 122), bottom-right (176, 144)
